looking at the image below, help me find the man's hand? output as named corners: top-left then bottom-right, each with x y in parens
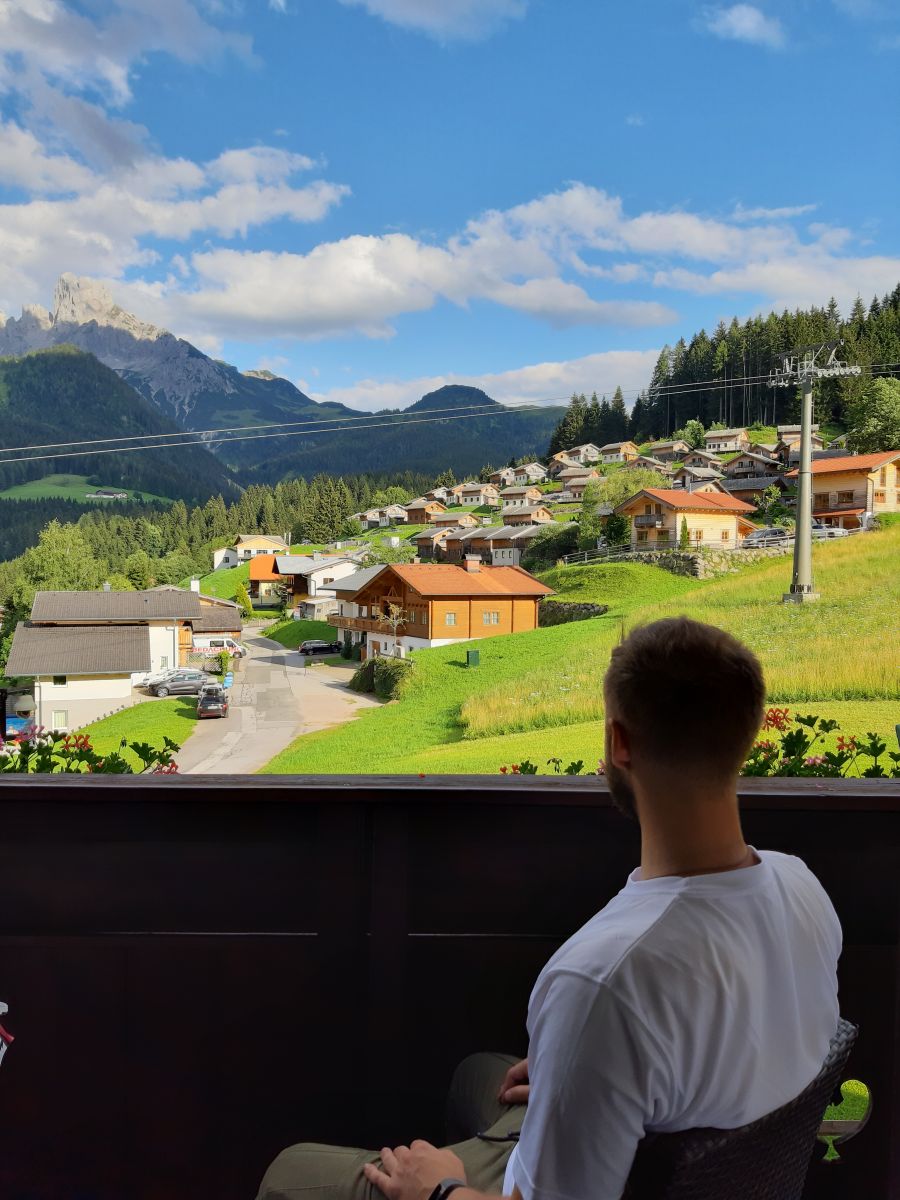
top-left (363, 1140), bottom-right (465, 1200)
top-left (498, 1058), bottom-right (529, 1105)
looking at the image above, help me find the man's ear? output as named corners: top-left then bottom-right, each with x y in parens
top-left (608, 717), bottom-right (632, 769)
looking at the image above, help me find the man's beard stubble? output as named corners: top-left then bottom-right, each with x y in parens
top-left (604, 727), bottom-right (638, 821)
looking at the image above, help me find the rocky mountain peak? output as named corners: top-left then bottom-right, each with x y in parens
top-left (52, 273), bottom-right (116, 326)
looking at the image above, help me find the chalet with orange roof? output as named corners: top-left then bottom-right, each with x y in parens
top-left (614, 487), bottom-right (757, 550)
top-left (786, 450), bottom-right (900, 529)
top-left (327, 561), bottom-right (553, 658)
top-left (248, 554), bottom-right (281, 605)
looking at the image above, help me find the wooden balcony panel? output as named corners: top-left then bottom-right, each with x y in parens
top-left (0, 775), bottom-right (897, 1200)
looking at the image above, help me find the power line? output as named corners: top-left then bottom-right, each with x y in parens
top-left (1, 361), bottom-right (896, 464)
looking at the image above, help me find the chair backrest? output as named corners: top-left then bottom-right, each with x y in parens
top-left (623, 1018), bottom-right (858, 1200)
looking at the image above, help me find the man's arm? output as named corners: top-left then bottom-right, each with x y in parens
top-left (363, 1142), bottom-right (522, 1200)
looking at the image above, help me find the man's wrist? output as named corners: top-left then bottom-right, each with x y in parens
top-left (427, 1179), bottom-right (467, 1200)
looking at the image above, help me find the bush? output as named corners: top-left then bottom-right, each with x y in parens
top-left (348, 658), bottom-right (376, 693)
top-left (521, 522), bottom-right (579, 572)
top-left (373, 656), bottom-right (413, 700)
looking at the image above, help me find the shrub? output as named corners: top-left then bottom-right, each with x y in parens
top-left (0, 730), bottom-right (180, 774)
top-left (348, 658), bottom-right (377, 693)
top-left (373, 656), bottom-right (413, 700)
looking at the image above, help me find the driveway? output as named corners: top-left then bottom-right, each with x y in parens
top-left (176, 632), bottom-right (379, 774)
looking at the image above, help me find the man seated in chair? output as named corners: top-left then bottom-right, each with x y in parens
top-left (257, 617), bottom-right (842, 1200)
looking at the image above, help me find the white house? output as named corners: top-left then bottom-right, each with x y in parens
top-left (703, 428), bottom-right (750, 454)
top-left (5, 587), bottom-right (226, 731)
top-left (599, 441), bottom-right (640, 464)
top-left (273, 554), bottom-right (361, 618)
top-left (212, 534), bottom-right (289, 570)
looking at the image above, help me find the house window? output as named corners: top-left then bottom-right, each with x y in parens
top-left (322, 576), bottom-right (334, 585)
top-left (657, 528), bottom-right (670, 541)
top-left (837, 491), bottom-right (854, 504)
top-left (637, 531), bottom-right (648, 543)
top-left (879, 467), bottom-right (887, 486)
top-left (359, 606), bottom-right (367, 617)
top-left (160, 656), bottom-right (168, 670)
top-left (51, 710), bottom-right (68, 729)
top-left (814, 493), bottom-right (829, 508)
top-left (721, 529), bottom-right (730, 541)
top-left (52, 675), bottom-right (67, 686)
top-left (482, 611), bottom-right (500, 625)
top-left (445, 612), bottom-right (457, 626)
top-left (694, 529), bottom-right (704, 543)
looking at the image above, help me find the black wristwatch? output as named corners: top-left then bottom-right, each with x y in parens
top-left (427, 1178), bottom-right (467, 1200)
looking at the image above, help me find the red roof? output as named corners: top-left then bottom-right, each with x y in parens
top-left (812, 507), bottom-right (864, 517)
top-left (618, 488), bottom-right (756, 514)
top-left (248, 554), bottom-right (280, 582)
top-left (786, 450), bottom-right (899, 478)
top-left (366, 563), bottom-right (553, 598)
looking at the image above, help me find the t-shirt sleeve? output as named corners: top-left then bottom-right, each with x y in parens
top-left (511, 973), bottom-right (668, 1200)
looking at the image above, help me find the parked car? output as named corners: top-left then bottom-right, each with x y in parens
top-left (742, 526), bottom-right (793, 547)
top-left (192, 636), bottom-right (247, 658)
top-left (297, 640), bottom-right (339, 656)
top-left (137, 667), bottom-right (181, 689)
top-left (197, 687), bottom-right (229, 719)
top-left (811, 521), bottom-right (850, 539)
top-left (151, 669), bottom-right (215, 697)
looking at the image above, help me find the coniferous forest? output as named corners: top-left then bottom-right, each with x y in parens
top-left (549, 287), bottom-right (900, 451)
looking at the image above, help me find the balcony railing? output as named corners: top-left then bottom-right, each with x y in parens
top-left (0, 774), bottom-right (897, 1200)
top-left (326, 614), bottom-right (409, 634)
top-left (633, 513), bottom-right (665, 527)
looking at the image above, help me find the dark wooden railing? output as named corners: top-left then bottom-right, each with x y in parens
top-left (0, 775), bottom-right (898, 1200)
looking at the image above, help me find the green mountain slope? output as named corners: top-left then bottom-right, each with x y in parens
top-left (0, 347), bottom-right (240, 505)
top-left (243, 385), bottom-right (564, 484)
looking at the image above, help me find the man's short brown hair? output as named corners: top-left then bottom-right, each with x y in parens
top-left (604, 617), bottom-right (765, 777)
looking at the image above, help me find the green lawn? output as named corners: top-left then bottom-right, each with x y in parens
top-left (77, 697), bottom-right (198, 771)
top-left (0, 473), bottom-right (172, 504)
top-left (262, 617), bottom-right (337, 649)
top-left (262, 525), bottom-right (900, 775)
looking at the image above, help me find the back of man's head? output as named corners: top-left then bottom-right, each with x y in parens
top-left (605, 617), bottom-right (765, 782)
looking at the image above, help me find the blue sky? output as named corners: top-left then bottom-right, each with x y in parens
top-left (0, 0), bottom-right (898, 410)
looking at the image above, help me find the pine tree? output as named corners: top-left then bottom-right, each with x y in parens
top-left (609, 386), bottom-right (629, 440)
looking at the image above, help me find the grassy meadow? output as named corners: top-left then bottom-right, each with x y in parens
top-left (262, 616), bottom-right (336, 649)
top-left (262, 525), bottom-right (900, 775)
top-left (78, 697), bottom-right (198, 770)
top-left (0, 473), bottom-right (172, 504)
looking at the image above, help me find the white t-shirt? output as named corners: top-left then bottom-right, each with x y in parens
top-left (503, 849), bottom-right (842, 1200)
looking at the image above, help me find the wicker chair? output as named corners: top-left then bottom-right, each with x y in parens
top-left (623, 1019), bottom-right (858, 1200)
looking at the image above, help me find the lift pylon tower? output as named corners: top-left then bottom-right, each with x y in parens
top-left (769, 341), bottom-right (861, 604)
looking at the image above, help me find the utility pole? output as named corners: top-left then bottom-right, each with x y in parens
top-left (769, 341), bottom-right (861, 604)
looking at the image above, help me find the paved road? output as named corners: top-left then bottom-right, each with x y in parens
top-left (176, 633), bottom-right (379, 774)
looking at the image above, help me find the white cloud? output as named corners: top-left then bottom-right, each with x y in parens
top-left (625, 114), bottom-right (645, 127)
top-left (336, 0), bottom-right (527, 41)
top-left (731, 203), bottom-right (817, 221)
top-left (309, 349), bottom-right (662, 412)
top-left (701, 5), bottom-right (785, 49)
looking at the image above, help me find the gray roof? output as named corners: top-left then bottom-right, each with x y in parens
top-left (274, 555), bottom-right (352, 576)
top-left (6, 622), bottom-right (151, 676)
top-left (777, 424), bottom-right (820, 435)
top-left (500, 503), bottom-right (552, 514)
top-left (704, 427), bottom-right (748, 438)
top-left (723, 476), bottom-right (786, 491)
top-left (410, 527), bottom-right (449, 541)
top-left (332, 565), bottom-right (387, 594)
top-left (30, 589), bottom-right (202, 623)
top-left (150, 585), bottom-right (239, 610)
top-left (191, 611), bottom-right (243, 633)
top-left (500, 485), bottom-right (541, 495)
top-left (676, 466), bottom-right (724, 480)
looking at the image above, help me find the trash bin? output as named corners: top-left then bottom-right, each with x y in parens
top-left (466, 649), bottom-right (480, 668)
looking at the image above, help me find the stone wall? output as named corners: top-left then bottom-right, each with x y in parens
top-left (538, 600), bottom-right (609, 626)
top-left (625, 545), bottom-right (792, 579)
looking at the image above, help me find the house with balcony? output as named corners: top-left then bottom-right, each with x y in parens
top-left (379, 504), bottom-right (408, 525)
top-left (500, 485), bottom-right (542, 505)
top-left (500, 503), bottom-right (555, 525)
top-left (615, 488), bottom-right (756, 549)
top-left (776, 424), bottom-right (823, 458)
top-left (722, 452), bottom-right (784, 480)
top-left (722, 475), bottom-right (789, 504)
top-left (457, 482), bottom-right (500, 507)
top-left (622, 454), bottom-right (674, 478)
top-left (432, 511), bottom-right (480, 530)
top-left (212, 533), bottom-right (289, 570)
top-left (248, 554), bottom-right (282, 605)
top-left (562, 442), bottom-right (601, 465)
top-left (3, 586), bottom-right (233, 731)
top-left (567, 474), bottom-right (601, 500)
top-left (404, 498), bottom-right (449, 524)
top-left (408, 527), bottom-right (453, 560)
top-left (272, 554), bottom-right (360, 618)
top-left (599, 440), bottom-right (639, 464)
top-left (487, 467), bottom-right (517, 487)
top-left (704, 427), bottom-right (750, 454)
top-left (786, 450), bottom-right (900, 529)
top-left (646, 438), bottom-right (691, 462)
top-left (510, 461), bottom-right (548, 485)
top-left (326, 560), bottom-right (552, 658)
top-left (547, 454), bottom-right (582, 478)
top-left (671, 465), bottom-right (726, 491)
top-left (681, 448), bottom-right (724, 470)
